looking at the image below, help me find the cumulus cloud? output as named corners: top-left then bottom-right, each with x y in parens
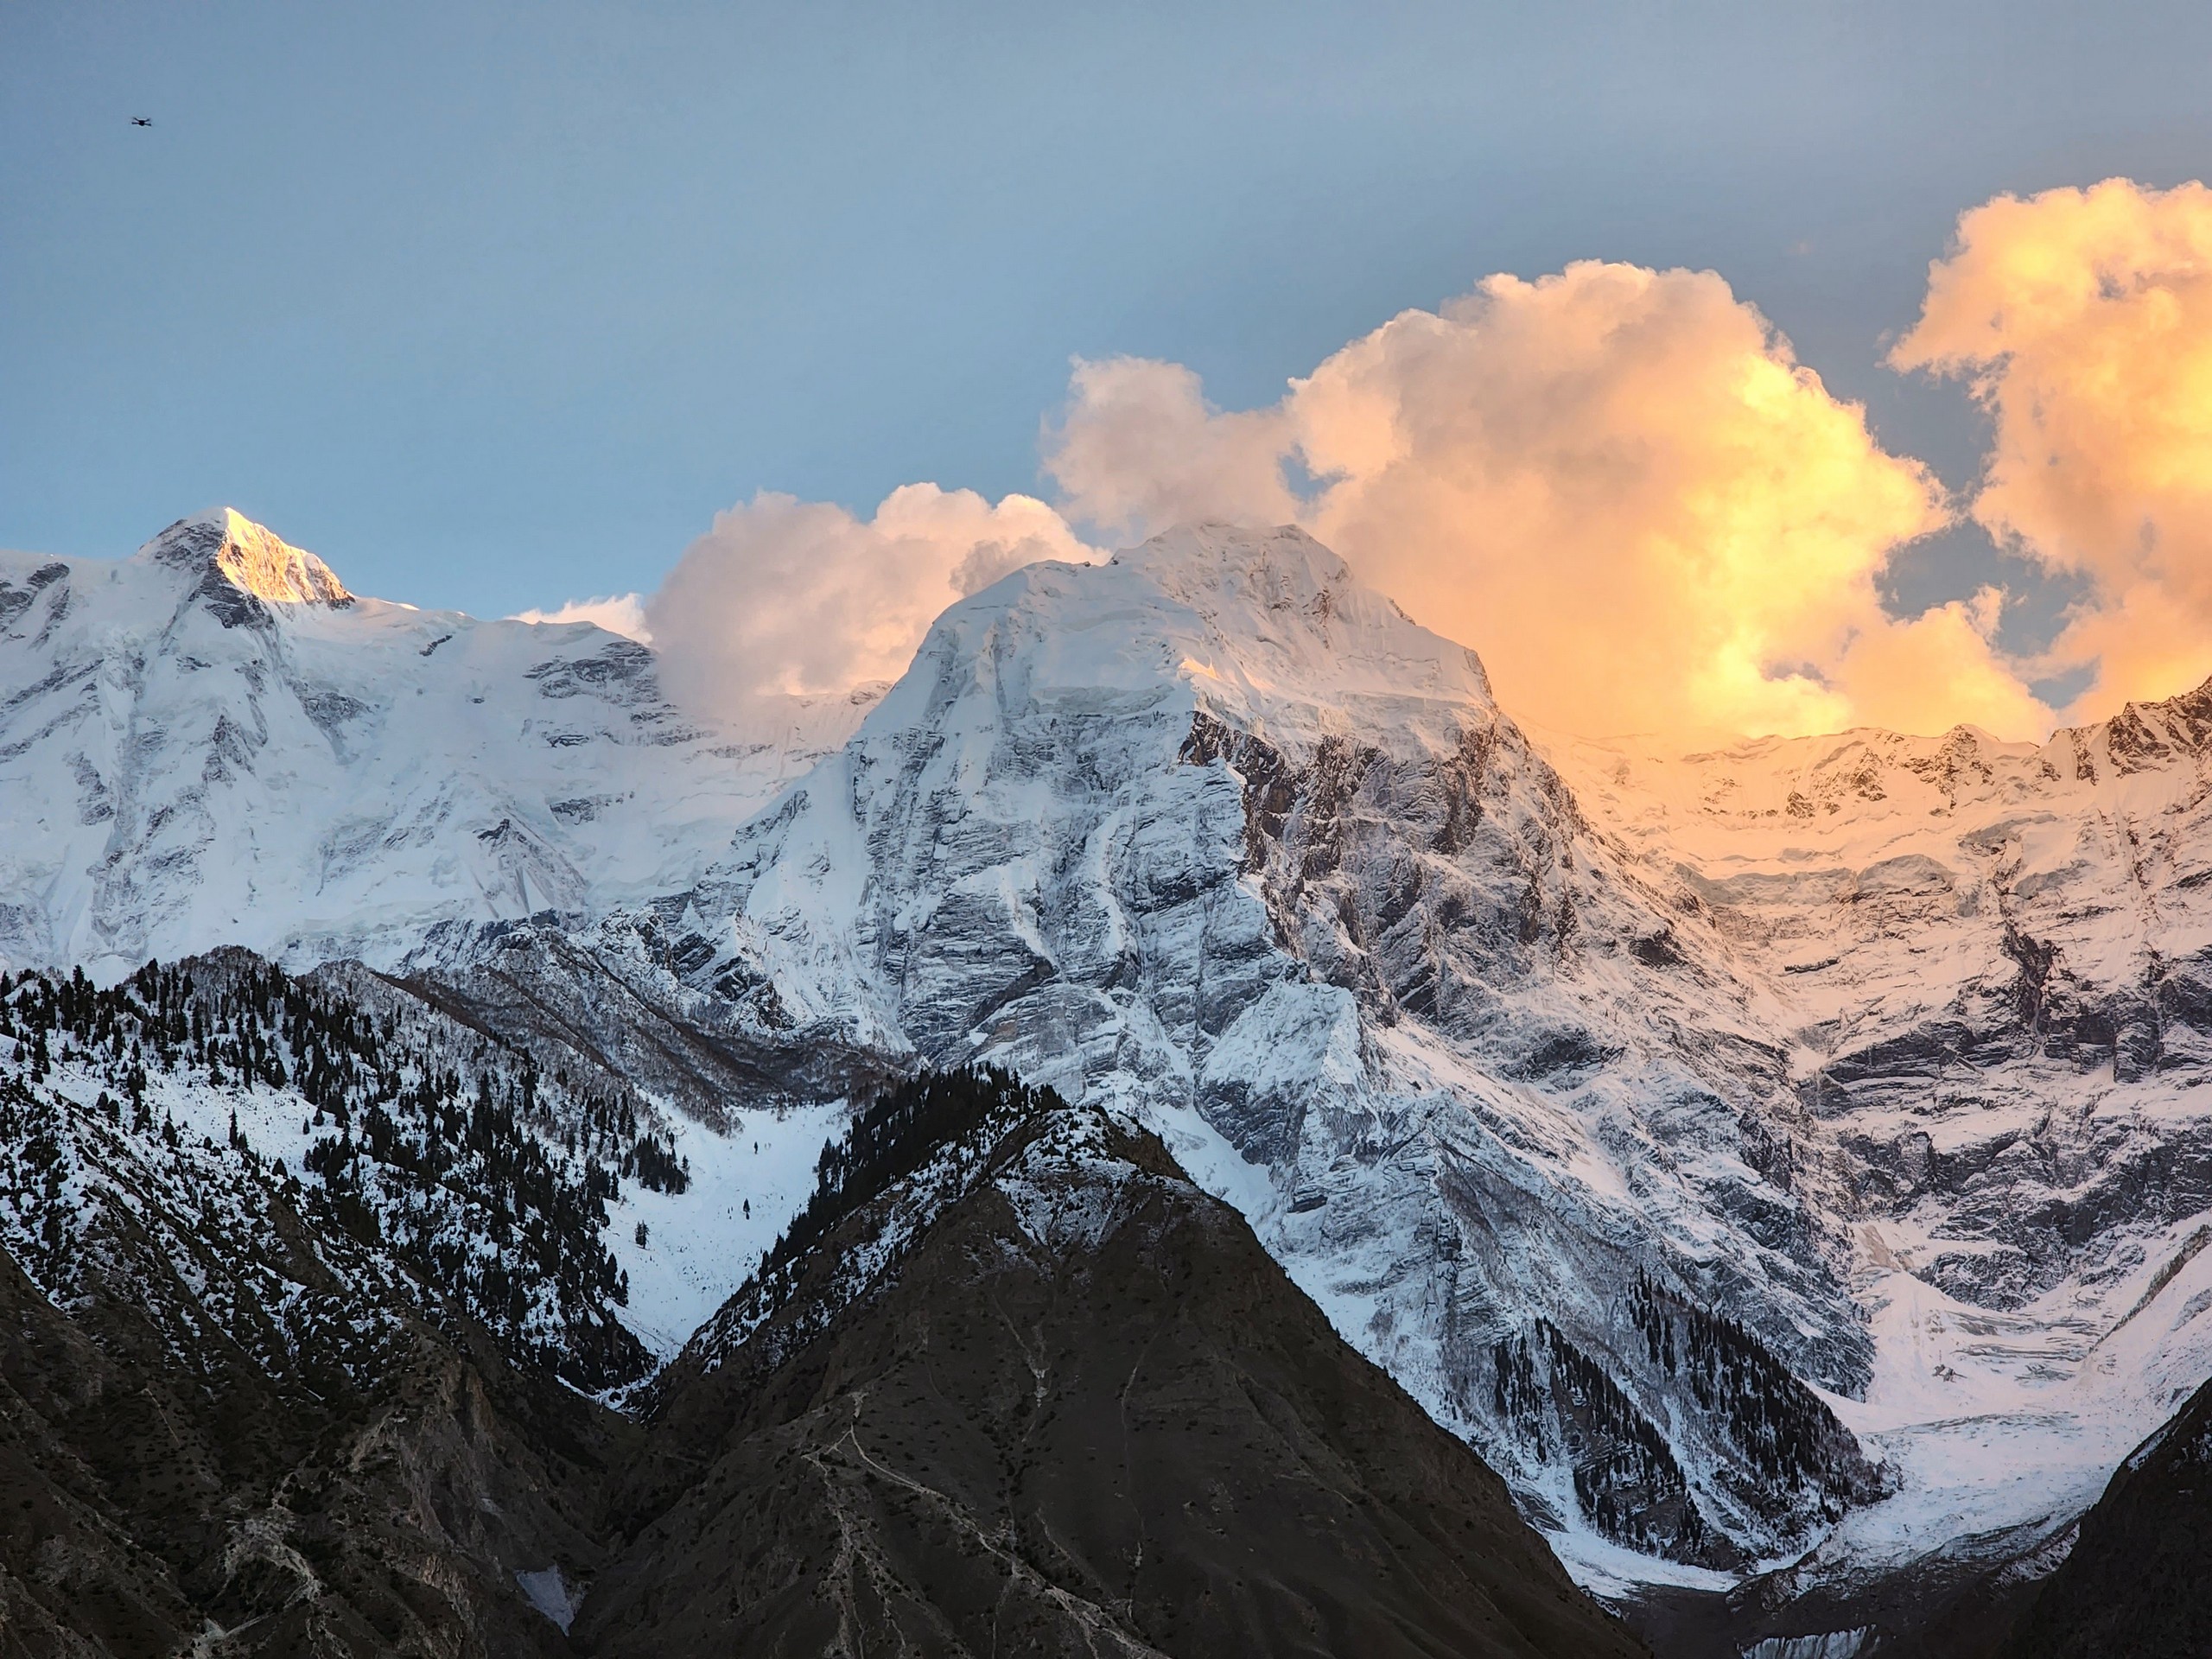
top-left (644, 484), bottom-right (1099, 722)
top-left (1892, 178), bottom-right (2212, 718)
top-left (510, 593), bottom-right (654, 642)
top-left (632, 181), bottom-right (2212, 744)
top-left (1048, 262), bottom-right (2047, 739)
top-left (1823, 588), bottom-right (2050, 739)
top-left (1043, 357), bottom-right (1300, 538)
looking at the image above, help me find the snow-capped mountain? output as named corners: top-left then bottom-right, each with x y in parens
top-left (10, 510), bottom-right (2212, 1649)
top-left (655, 524), bottom-right (1884, 1573)
top-left (0, 511), bottom-right (857, 977)
top-left (632, 521), bottom-right (2212, 1630)
top-left (1551, 700), bottom-right (2212, 1638)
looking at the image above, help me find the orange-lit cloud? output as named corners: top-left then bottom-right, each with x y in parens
top-left (1049, 262), bottom-right (2050, 740)
top-left (644, 484), bottom-right (1099, 722)
top-left (629, 184), bottom-right (2212, 745)
top-left (1042, 357), bottom-right (1300, 539)
top-left (1825, 588), bottom-right (2050, 739)
top-left (1892, 178), bottom-right (2212, 719)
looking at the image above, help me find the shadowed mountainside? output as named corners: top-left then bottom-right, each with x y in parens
top-left (586, 1090), bottom-right (1646, 1659)
top-left (2000, 1370), bottom-right (2212, 1659)
top-left (0, 1046), bottom-right (1642, 1657)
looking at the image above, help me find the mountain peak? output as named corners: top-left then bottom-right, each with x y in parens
top-left (136, 509), bottom-right (353, 608)
top-left (1110, 521), bottom-right (1352, 607)
top-left (1088, 520), bottom-right (1494, 715)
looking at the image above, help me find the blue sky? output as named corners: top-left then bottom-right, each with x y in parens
top-left (6, 0), bottom-right (2211, 626)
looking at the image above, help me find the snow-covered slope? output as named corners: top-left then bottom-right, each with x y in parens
top-left (0, 511), bottom-right (851, 976)
top-left (1544, 700), bottom-right (2212, 1619)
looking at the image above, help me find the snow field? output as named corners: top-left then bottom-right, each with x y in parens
top-left (604, 1098), bottom-right (848, 1357)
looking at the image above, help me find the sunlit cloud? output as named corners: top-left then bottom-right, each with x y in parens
top-left (643, 484), bottom-right (1100, 723)
top-left (510, 593), bottom-right (654, 642)
top-left (1049, 262), bottom-right (2049, 740)
top-left (632, 182), bottom-right (2212, 746)
top-left (1041, 357), bottom-right (1300, 541)
top-left (1822, 588), bottom-right (2051, 740)
top-left (1892, 177), bottom-right (2212, 721)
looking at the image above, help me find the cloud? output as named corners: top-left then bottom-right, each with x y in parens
top-left (637, 183), bottom-right (2212, 745)
top-left (643, 484), bottom-right (1099, 721)
top-left (1047, 260), bottom-right (2048, 740)
top-left (1824, 588), bottom-right (2051, 739)
top-left (1044, 357), bottom-right (1300, 539)
top-left (1891, 178), bottom-right (2212, 718)
top-left (510, 593), bottom-right (654, 642)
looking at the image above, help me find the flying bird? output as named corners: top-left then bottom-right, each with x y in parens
top-left (130, 117), bottom-right (152, 127)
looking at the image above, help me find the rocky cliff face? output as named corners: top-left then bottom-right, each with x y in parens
top-left (1560, 690), bottom-right (2212, 1307)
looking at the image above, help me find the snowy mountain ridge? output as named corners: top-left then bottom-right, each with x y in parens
top-left (0, 512), bottom-right (856, 977)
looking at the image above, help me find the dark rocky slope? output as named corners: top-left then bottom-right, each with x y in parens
top-left (2002, 1372), bottom-right (2212, 1659)
top-left (0, 1051), bottom-right (1644, 1657)
top-left (584, 1084), bottom-right (1644, 1659)
top-left (0, 1170), bottom-right (630, 1657)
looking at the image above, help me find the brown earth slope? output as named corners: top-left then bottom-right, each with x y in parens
top-left (584, 1103), bottom-right (1645, 1659)
top-left (0, 1141), bottom-right (632, 1657)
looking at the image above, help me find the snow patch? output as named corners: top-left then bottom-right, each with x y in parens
top-left (602, 1098), bottom-right (847, 1357)
top-left (1741, 1630), bottom-right (1871, 1659)
top-left (514, 1565), bottom-right (581, 1631)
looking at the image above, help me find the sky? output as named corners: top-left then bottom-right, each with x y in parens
top-left (7, 2), bottom-right (2212, 740)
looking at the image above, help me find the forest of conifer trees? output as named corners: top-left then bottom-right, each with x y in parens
top-left (0, 954), bottom-right (692, 1389)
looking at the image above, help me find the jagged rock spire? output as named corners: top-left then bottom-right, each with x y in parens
top-left (137, 507), bottom-right (353, 607)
